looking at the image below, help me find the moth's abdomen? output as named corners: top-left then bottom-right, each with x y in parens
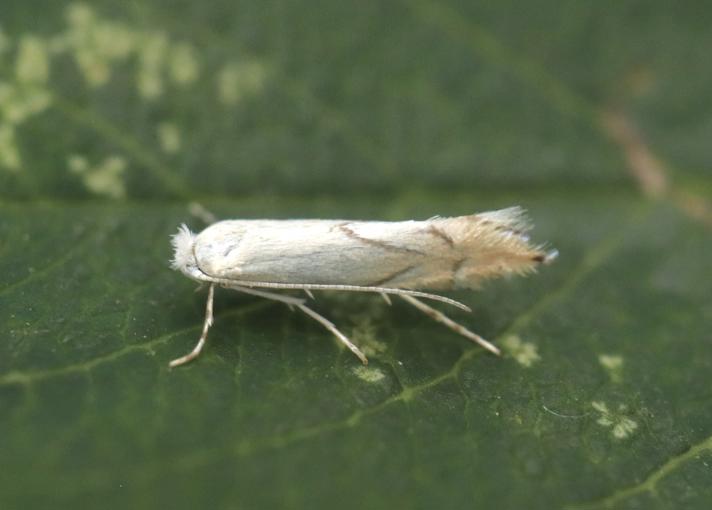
top-left (430, 210), bottom-right (555, 289)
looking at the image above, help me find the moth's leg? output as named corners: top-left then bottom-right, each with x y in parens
top-left (296, 304), bottom-right (369, 365)
top-left (398, 295), bottom-right (501, 356)
top-left (304, 289), bottom-right (315, 300)
top-left (227, 285), bottom-right (365, 362)
top-left (170, 283), bottom-right (216, 367)
top-left (380, 292), bottom-right (392, 305)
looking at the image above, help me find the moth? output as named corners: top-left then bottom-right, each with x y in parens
top-left (170, 207), bottom-right (557, 367)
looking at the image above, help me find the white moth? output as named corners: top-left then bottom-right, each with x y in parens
top-left (170, 207), bottom-right (557, 367)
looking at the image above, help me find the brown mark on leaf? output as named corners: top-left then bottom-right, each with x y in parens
top-left (600, 109), bottom-right (668, 199)
top-left (602, 108), bottom-right (712, 227)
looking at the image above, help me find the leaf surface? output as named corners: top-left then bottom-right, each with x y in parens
top-left (1, 2), bottom-right (712, 509)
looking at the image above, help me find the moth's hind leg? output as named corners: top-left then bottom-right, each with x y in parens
top-left (296, 304), bottom-right (369, 365)
top-left (398, 295), bottom-right (501, 356)
top-left (170, 283), bottom-right (216, 367)
top-left (228, 285), bottom-right (368, 365)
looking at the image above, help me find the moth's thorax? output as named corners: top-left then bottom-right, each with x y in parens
top-left (191, 221), bottom-right (252, 278)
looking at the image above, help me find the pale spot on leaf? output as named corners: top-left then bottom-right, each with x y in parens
top-left (67, 154), bottom-right (89, 174)
top-left (349, 317), bottom-right (387, 357)
top-left (169, 43), bottom-right (200, 86)
top-left (502, 335), bottom-right (540, 367)
top-left (352, 366), bottom-right (385, 383)
top-left (591, 401), bottom-right (609, 414)
top-left (68, 154), bottom-right (126, 198)
top-left (75, 49), bottom-right (111, 87)
top-left (591, 400), bottom-right (638, 440)
top-left (218, 59), bottom-right (268, 106)
top-left (0, 82), bottom-right (52, 125)
top-left (157, 122), bottom-right (181, 154)
top-left (53, 4), bottom-right (203, 96)
top-left (61, 3), bottom-right (137, 87)
top-left (66, 3), bottom-right (95, 28)
top-left (92, 22), bottom-right (135, 60)
top-left (137, 32), bottom-right (168, 99)
top-left (598, 354), bottom-right (624, 383)
top-left (361, 340), bottom-right (387, 358)
top-left (0, 123), bottom-right (21, 172)
top-left (15, 35), bottom-right (49, 85)
top-left (597, 416), bottom-right (614, 427)
top-left (612, 418), bottom-right (638, 439)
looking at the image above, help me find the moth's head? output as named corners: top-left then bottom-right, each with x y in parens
top-left (171, 224), bottom-right (200, 277)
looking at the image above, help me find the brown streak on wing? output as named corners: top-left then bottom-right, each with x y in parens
top-left (427, 224), bottom-right (455, 247)
top-left (474, 215), bottom-right (526, 237)
top-left (339, 224), bottom-right (425, 255)
top-left (370, 264), bottom-right (417, 287)
top-left (329, 221), bottom-right (350, 232)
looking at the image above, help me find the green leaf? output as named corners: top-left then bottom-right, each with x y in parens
top-left (2, 2), bottom-right (712, 509)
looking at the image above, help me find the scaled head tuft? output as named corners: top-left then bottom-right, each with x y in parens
top-left (171, 224), bottom-right (197, 271)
